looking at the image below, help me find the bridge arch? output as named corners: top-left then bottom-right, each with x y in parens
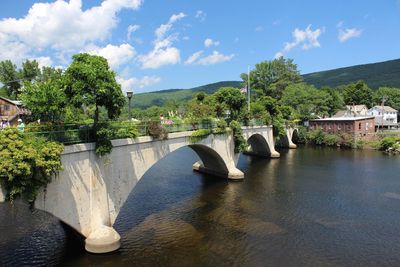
top-left (246, 133), bottom-right (272, 157)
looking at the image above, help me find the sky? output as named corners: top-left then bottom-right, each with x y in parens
top-left (0, 0), bottom-right (399, 93)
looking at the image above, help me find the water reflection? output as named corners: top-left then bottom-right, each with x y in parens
top-left (1, 146), bottom-right (400, 266)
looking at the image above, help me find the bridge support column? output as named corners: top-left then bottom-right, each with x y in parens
top-left (192, 162), bottom-right (244, 180)
top-left (85, 225), bottom-right (120, 253)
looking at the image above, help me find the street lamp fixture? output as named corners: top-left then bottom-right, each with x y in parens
top-left (127, 91), bottom-right (133, 121)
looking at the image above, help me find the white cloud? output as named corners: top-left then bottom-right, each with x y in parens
top-left (185, 51), bottom-right (204, 65)
top-left (338, 28), bottom-right (362, 43)
top-left (139, 47), bottom-right (180, 69)
top-left (336, 20), bottom-right (344, 28)
top-left (195, 10), bottom-right (207, 22)
top-left (127, 24), bottom-right (140, 40)
top-left (117, 75), bottom-right (161, 92)
top-left (185, 50), bottom-right (234, 65)
top-left (183, 36), bottom-right (190, 41)
top-left (0, 0), bottom-right (142, 62)
top-left (32, 56), bottom-right (53, 68)
top-left (275, 25), bottom-right (323, 58)
top-left (255, 26), bottom-right (264, 32)
top-left (87, 43), bottom-right (136, 69)
top-left (204, 38), bottom-right (220, 48)
top-left (139, 12), bottom-right (186, 69)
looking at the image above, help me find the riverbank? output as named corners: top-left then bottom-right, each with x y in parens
top-left (295, 127), bottom-right (400, 154)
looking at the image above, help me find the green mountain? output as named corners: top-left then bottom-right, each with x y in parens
top-left (132, 81), bottom-right (242, 109)
top-left (132, 58), bottom-right (400, 109)
top-left (303, 58), bottom-right (400, 89)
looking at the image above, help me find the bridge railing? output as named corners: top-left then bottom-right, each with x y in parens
top-left (24, 120), bottom-right (218, 145)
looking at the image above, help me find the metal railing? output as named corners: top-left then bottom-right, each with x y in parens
top-left (23, 119), bottom-right (219, 145)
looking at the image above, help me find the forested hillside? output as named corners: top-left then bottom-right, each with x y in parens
top-left (303, 59), bottom-right (400, 89)
top-left (133, 59), bottom-right (400, 109)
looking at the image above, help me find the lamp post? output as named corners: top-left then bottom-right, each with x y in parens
top-left (127, 91), bottom-right (133, 121)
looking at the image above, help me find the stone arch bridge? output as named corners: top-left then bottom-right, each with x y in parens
top-left (0, 126), bottom-right (297, 253)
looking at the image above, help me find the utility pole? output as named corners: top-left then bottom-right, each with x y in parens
top-left (378, 96), bottom-right (387, 132)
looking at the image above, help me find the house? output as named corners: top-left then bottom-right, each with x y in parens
top-left (368, 105), bottom-right (398, 128)
top-left (0, 96), bottom-right (30, 125)
top-left (332, 105), bottom-right (369, 118)
top-left (309, 116), bottom-right (375, 137)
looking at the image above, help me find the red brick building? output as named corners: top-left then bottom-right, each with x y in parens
top-left (309, 116), bottom-right (375, 137)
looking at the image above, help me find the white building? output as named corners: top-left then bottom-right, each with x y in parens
top-left (368, 106), bottom-right (398, 127)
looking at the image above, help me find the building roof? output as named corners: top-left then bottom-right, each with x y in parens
top-left (346, 105), bottom-right (368, 112)
top-left (0, 96), bottom-right (21, 106)
top-left (310, 116), bottom-right (375, 122)
top-left (370, 106), bottom-right (398, 112)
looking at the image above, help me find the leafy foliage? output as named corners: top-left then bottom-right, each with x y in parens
top-left (63, 53), bottom-right (126, 123)
top-left (0, 128), bottom-right (64, 203)
top-left (20, 79), bottom-right (66, 122)
top-left (213, 87), bottom-right (246, 122)
top-left (229, 120), bottom-right (247, 153)
top-left (342, 80), bottom-right (374, 108)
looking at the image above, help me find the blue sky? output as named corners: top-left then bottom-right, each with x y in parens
top-left (0, 0), bottom-right (399, 93)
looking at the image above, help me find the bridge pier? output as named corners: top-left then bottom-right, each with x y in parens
top-left (192, 162), bottom-right (244, 180)
top-left (85, 225), bottom-right (120, 253)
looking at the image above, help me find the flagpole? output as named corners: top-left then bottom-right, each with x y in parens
top-left (247, 66), bottom-right (250, 113)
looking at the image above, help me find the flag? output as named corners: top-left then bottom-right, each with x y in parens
top-left (240, 87), bottom-right (247, 93)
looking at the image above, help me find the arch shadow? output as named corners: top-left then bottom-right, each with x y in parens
top-left (244, 134), bottom-right (272, 158)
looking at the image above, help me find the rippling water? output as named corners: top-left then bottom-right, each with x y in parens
top-left (1, 147), bottom-right (400, 266)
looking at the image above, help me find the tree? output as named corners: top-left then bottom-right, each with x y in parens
top-left (321, 86), bottom-right (344, 116)
top-left (20, 60), bottom-right (41, 82)
top-left (63, 53), bottom-right (125, 124)
top-left (0, 60), bottom-right (21, 97)
top-left (280, 83), bottom-right (331, 120)
top-left (373, 87), bottom-right (400, 111)
top-left (342, 80), bottom-right (373, 108)
top-left (20, 79), bottom-right (66, 122)
top-left (213, 87), bottom-right (246, 122)
top-left (241, 57), bottom-right (303, 99)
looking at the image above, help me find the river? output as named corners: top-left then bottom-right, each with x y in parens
top-left (1, 146), bottom-right (400, 266)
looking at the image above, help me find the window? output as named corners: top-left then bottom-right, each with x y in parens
top-left (359, 123), bottom-right (361, 130)
top-left (4, 105), bottom-right (10, 111)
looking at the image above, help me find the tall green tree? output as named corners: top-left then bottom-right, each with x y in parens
top-left (63, 53), bottom-right (126, 124)
top-left (20, 60), bottom-right (41, 82)
top-left (342, 80), bottom-right (373, 108)
top-left (20, 79), bottom-right (66, 122)
top-left (241, 57), bottom-right (303, 99)
top-left (0, 60), bottom-right (21, 98)
top-left (213, 87), bottom-right (246, 122)
top-left (280, 83), bottom-right (331, 120)
top-left (321, 86), bottom-right (345, 116)
top-left (373, 87), bottom-right (400, 111)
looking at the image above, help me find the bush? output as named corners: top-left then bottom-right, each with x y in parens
top-left (379, 136), bottom-right (400, 151)
top-left (189, 129), bottom-right (212, 144)
top-left (0, 128), bottom-right (64, 203)
top-left (94, 123), bottom-right (113, 156)
top-left (229, 120), bottom-right (247, 153)
top-left (147, 121), bottom-right (168, 140)
top-left (324, 134), bottom-right (340, 146)
top-left (213, 120), bottom-right (228, 134)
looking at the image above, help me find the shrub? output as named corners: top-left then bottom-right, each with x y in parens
top-left (0, 128), bottom-right (64, 203)
top-left (324, 134), bottom-right (340, 146)
top-left (189, 129), bottom-right (212, 144)
top-left (229, 120), bottom-right (247, 153)
top-left (213, 120), bottom-right (228, 134)
top-left (94, 123), bottom-right (113, 156)
top-left (147, 121), bottom-right (168, 140)
top-left (378, 136), bottom-right (400, 151)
